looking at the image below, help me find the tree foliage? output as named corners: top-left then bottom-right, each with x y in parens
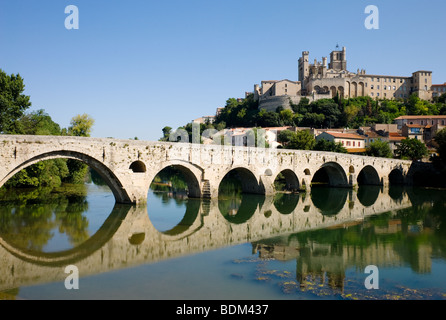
top-left (286, 130), bottom-right (315, 150)
top-left (68, 113), bottom-right (95, 137)
top-left (314, 139), bottom-right (348, 153)
top-left (0, 69), bottom-right (32, 133)
top-left (366, 140), bottom-right (393, 158)
top-left (0, 72), bottom-right (96, 189)
top-left (395, 138), bottom-right (428, 160)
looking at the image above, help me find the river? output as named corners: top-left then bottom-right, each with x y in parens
top-left (0, 179), bottom-right (446, 300)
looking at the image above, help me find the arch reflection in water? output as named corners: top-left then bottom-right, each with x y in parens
top-left (310, 187), bottom-right (349, 216)
top-left (0, 184), bottom-right (416, 295)
top-left (0, 199), bottom-right (129, 267)
top-left (147, 192), bottom-right (202, 236)
top-left (273, 193), bottom-right (300, 215)
top-left (357, 185), bottom-right (381, 207)
top-left (0, 183), bottom-right (115, 254)
top-left (218, 194), bottom-right (264, 224)
top-left (148, 165), bottom-right (203, 234)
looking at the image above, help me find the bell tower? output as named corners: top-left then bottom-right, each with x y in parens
top-left (298, 51), bottom-right (310, 93)
top-left (329, 46), bottom-right (347, 71)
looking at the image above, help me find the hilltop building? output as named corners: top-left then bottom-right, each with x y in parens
top-left (253, 46), bottom-right (434, 112)
top-left (432, 82), bottom-right (446, 98)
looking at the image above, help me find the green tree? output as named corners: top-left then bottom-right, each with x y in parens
top-left (313, 139), bottom-right (347, 153)
top-left (68, 114), bottom-right (95, 137)
top-left (0, 69), bottom-right (32, 133)
top-left (286, 130), bottom-right (315, 150)
top-left (279, 109), bottom-right (294, 126)
top-left (66, 114), bottom-right (95, 184)
top-left (366, 140), bottom-right (393, 158)
top-left (434, 128), bottom-right (446, 162)
top-left (395, 138), bottom-right (428, 160)
top-left (160, 126), bottom-right (172, 141)
top-left (3, 110), bottom-right (70, 189)
top-left (278, 130), bottom-right (295, 145)
top-left (9, 109), bottom-right (62, 135)
top-left (300, 113), bottom-right (325, 128)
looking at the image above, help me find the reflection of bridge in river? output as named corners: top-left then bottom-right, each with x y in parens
top-left (0, 187), bottom-right (411, 291)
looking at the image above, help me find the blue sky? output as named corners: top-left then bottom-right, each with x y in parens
top-left (1, 0), bottom-right (445, 141)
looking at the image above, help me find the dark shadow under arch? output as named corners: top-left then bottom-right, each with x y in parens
top-left (389, 169), bottom-right (405, 185)
top-left (357, 165), bottom-right (381, 185)
top-left (311, 162), bottom-right (349, 188)
top-left (219, 168), bottom-right (264, 195)
top-left (274, 169), bottom-right (300, 192)
top-left (130, 160), bottom-right (147, 173)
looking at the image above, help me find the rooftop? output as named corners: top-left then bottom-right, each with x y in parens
top-left (395, 115), bottom-right (446, 120)
top-left (323, 131), bottom-right (364, 140)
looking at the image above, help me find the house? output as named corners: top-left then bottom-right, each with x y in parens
top-left (192, 115), bottom-right (216, 124)
top-left (386, 132), bottom-right (406, 154)
top-left (316, 131), bottom-right (366, 153)
top-left (402, 124), bottom-right (425, 142)
top-left (394, 115), bottom-right (446, 130)
top-left (212, 127), bottom-right (290, 148)
top-left (432, 82), bottom-right (446, 98)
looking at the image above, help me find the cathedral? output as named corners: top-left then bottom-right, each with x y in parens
top-left (253, 46), bottom-right (433, 112)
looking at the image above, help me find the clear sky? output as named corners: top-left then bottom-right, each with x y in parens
top-left (1, 0), bottom-right (445, 141)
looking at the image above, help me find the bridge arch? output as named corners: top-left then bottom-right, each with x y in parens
top-left (148, 161), bottom-right (203, 199)
top-left (274, 169), bottom-right (300, 192)
top-left (389, 168), bottom-right (405, 185)
top-left (311, 162), bottom-right (349, 187)
top-left (0, 150), bottom-right (132, 204)
top-left (130, 160), bottom-right (147, 173)
top-left (357, 165), bottom-right (381, 185)
top-left (218, 167), bottom-right (264, 195)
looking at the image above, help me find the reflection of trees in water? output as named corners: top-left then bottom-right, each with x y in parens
top-left (273, 193), bottom-right (300, 215)
top-left (0, 185), bottom-right (90, 251)
top-left (218, 194), bottom-right (262, 224)
top-left (249, 188), bottom-right (446, 297)
top-left (150, 166), bottom-right (189, 202)
top-left (218, 172), bottom-right (263, 223)
top-left (218, 171), bottom-right (243, 198)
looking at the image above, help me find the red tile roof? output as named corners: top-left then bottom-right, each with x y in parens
top-left (324, 131), bottom-right (364, 140)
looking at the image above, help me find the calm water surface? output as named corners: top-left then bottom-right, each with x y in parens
top-left (0, 183), bottom-right (446, 300)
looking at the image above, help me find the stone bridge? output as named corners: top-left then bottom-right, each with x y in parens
top-left (0, 135), bottom-right (415, 204)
